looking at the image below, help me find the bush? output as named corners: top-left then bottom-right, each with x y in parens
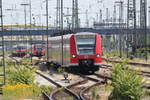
top-left (7, 65), bottom-right (35, 85)
top-left (109, 62), bottom-right (145, 100)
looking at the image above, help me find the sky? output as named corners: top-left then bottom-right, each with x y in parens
top-left (2, 0), bottom-right (150, 27)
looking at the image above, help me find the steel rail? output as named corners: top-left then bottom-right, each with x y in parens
top-left (103, 58), bottom-right (150, 67)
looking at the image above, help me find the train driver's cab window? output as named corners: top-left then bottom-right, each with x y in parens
top-left (76, 35), bottom-right (96, 55)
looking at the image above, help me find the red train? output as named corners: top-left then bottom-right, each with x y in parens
top-left (31, 44), bottom-right (45, 57)
top-left (12, 44), bottom-right (30, 57)
top-left (47, 32), bottom-right (102, 72)
top-left (12, 44), bottom-right (45, 57)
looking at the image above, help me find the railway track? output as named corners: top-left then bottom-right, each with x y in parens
top-left (102, 63), bottom-right (150, 78)
top-left (80, 81), bottom-right (105, 100)
top-left (37, 71), bottom-right (84, 100)
top-left (10, 56), bottom-right (150, 100)
top-left (77, 71), bottom-right (111, 100)
top-left (49, 72), bottom-right (109, 100)
top-left (103, 58), bottom-right (150, 67)
top-left (9, 57), bottom-right (85, 100)
top-left (9, 56), bottom-right (112, 100)
top-left (37, 70), bottom-right (111, 100)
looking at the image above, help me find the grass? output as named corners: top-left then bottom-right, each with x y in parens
top-left (91, 86), bottom-right (100, 100)
top-left (2, 83), bottom-right (42, 100)
top-left (40, 85), bottom-right (53, 94)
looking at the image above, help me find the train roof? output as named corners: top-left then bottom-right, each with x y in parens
top-left (75, 32), bottom-right (97, 35)
top-left (12, 43), bottom-right (30, 48)
top-left (48, 32), bottom-right (99, 41)
top-left (48, 34), bottom-right (73, 41)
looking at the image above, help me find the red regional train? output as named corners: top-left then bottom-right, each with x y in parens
top-left (47, 32), bottom-right (102, 72)
top-left (12, 44), bottom-right (30, 57)
top-left (31, 44), bottom-right (45, 57)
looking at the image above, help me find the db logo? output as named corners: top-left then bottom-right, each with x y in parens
top-left (84, 55), bottom-right (89, 58)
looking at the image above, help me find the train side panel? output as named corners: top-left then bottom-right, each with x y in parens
top-left (48, 35), bottom-right (72, 66)
top-left (63, 36), bottom-right (71, 65)
top-left (48, 37), bottom-right (61, 64)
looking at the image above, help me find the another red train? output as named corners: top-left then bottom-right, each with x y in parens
top-left (47, 32), bottom-right (102, 72)
top-left (31, 44), bottom-right (45, 57)
top-left (12, 44), bottom-right (45, 57)
top-left (12, 44), bottom-right (30, 57)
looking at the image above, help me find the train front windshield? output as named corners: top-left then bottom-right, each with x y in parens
top-left (76, 35), bottom-right (95, 55)
top-left (36, 45), bottom-right (43, 51)
top-left (36, 47), bottom-right (42, 51)
top-left (16, 46), bottom-right (26, 50)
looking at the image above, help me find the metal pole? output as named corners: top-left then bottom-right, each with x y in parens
top-left (149, 7), bottom-right (150, 28)
top-left (75, 0), bottom-right (79, 28)
top-left (66, 8), bottom-right (69, 29)
top-left (61, 0), bottom-right (64, 65)
top-left (56, 0), bottom-right (59, 29)
top-left (5, 7), bottom-right (14, 52)
top-left (11, 12), bottom-right (13, 53)
top-left (140, 0), bottom-right (147, 60)
top-left (20, 3), bottom-right (29, 47)
top-left (133, 0), bottom-right (137, 57)
top-left (127, 0), bottom-right (129, 58)
top-left (46, 0), bottom-right (49, 61)
top-left (29, 0), bottom-right (32, 63)
top-left (24, 6), bottom-right (27, 29)
top-left (144, 0), bottom-right (147, 60)
top-left (86, 9), bottom-right (89, 27)
top-left (106, 8), bottom-right (108, 22)
top-left (0, 0), bottom-right (5, 85)
top-left (119, 2), bottom-right (122, 58)
top-left (72, 0), bottom-right (75, 31)
top-left (100, 9), bottom-right (102, 23)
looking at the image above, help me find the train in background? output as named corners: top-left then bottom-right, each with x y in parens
top-left (12, 43), bottom-right (45, 57)
top-left (46, 32), bottom-right (102, 73)
top-left (31, 44), bottom-right (45, 57)
top-left (12, 44), bottom-right (30, 57)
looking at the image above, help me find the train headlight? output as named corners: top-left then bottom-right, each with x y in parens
top-left (96, 54), bottom-right (101, 57)
top-left (72, 55), bottom-right (76, 58)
